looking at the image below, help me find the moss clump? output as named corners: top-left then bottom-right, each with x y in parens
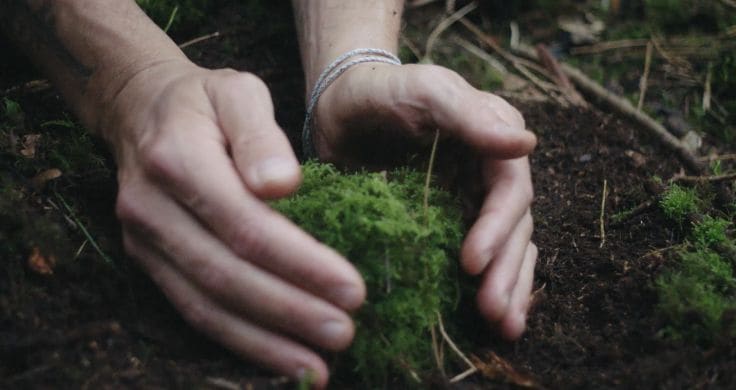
top-left (272, 162), bottom-right (463, 387)
top-left (660, 184), bottom-right (700, 224)
top-left (655, 188), bottom-right (736, 344)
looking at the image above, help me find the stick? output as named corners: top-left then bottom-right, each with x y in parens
top-left (599, 179), bottom-right (608, 248)
top-left (451, 35), bottom-right (509, 75)
top-left (430, 325), bottom-right (447, 379)
top-left (699, 153), bottom-right (736, 162)
top-left (703, 62), bottom-right (712, 112)
top-left (436, 312), bottom-right (477, 382)
top-left (637, 41), bottom-right (653, 112)
top-left (178, 31), bottom-right (221, 49)
top-left (423, 129), bottom-right (441, 224)
top-left (672, 172), bottom-right (736, 183)
top-left (515, 43), bottom-right (705, 173)
top-left (459, 18), bottom-right (569, 106)
top-left (571, 38), bottom-right (650, 54)
top-left (535, 44), bottom-right (587, 107)
top-left (424, 1), bottom-right (478, 60)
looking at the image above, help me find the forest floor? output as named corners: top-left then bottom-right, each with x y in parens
top-left (2, 1), bottom-right (735, 389)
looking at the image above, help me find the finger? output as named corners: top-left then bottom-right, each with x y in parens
top-left (499, 243), bottom-right (538, 340)
top-left (121, 231), bottom-right (331, 388)
top-left (116, 185), bottom-right (356, 351)
top-left (402, 64), bottom-right (537, 158)
top-left (461, 157), bottom-right (534, 275)
top-left (205, 71), bottom-right (301, 199)
top-left (138, 114), bottom-right (365, 310)
top-left (476, 211), bottom-right (533, 324)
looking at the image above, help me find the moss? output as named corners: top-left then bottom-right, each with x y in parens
top-left (660, 184), bottom-right (700, 224)
top-left (692, 216), bottom-right (731, 249)
top-left (655, 248), bottom-right (735, 343)
top-left (272, 162), bottom-right (463, 387)
top-left (655, 193), bottom-right (736, 344)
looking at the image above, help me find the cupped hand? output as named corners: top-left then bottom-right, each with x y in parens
top-left (101, 59), bottom-right (365, 388)
top-left (314, 63), bottom-right (538, 340)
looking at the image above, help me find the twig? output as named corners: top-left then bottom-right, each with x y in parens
top-left (672, 172), bottom-right (736, 183)
top-left (610, 199), bottom-right (656, 227)
top-left (571, 38), bottom-right (650, 54)
top-left (163, 5), bottom-right (179, 33)
top-left (407, 0), bottom-right (442, 8)
top-left (205, 377), bottom-right (241, 390)
top-left (423, 129), bottom-right (441, 224)
top-left (430, 325), bottom-right (447, 379)
top-left (424, 1), bottom-right (478, 61)
top-left (535, 43), bottom-right (587, 107)
top-left (51, 192), bottom-right (114, 265)
top-left (699, 153), bottom-right (736, 162)
top-left (74, 239), bottom-right (88, 260)
top-left (599, 179), bottom-right (608, 249)
top-left (436, 312), bottom-right (478, 383)
top-left (459, 18), bottom-right (569, 106)
top-left (451, 35), bottom-right (508, 75)
top-left (178, 31), bottom-right (221, 49)
top-left (511, 43), bottom-right (705, 174)
top-left (637, 41), bottom-right (653, 112)
top-left (703, 62), bottom-right (712, 112)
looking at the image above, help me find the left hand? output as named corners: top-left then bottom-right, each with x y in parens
top-left (312, 62), bottom-right (538, 340)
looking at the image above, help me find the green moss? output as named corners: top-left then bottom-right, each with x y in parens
top-left (660, 184), bottom-right (700, 223)
top-left (272, 162), bottom-right (463, 387)
top-left (655, 248), bottom-right (736, 343)
top-left (655, 190), bottom-right (736, 344)
top-left (692, 216), bottom-right (731, 249)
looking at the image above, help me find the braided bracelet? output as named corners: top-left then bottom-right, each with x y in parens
top-left (302, 48), bottom-right (402, 159)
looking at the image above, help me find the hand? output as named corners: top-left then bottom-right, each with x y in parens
top-left (102, 59), bottom-right (365, 388)
top-left (314, 63), bottom-right (537, 340)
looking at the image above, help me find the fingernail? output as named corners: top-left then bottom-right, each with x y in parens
top-left (253, 157), bottom-right (297, 187)
top-left (320, 319), bottom-right (350, 341)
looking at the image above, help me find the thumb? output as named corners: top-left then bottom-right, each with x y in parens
top-left (207, 71), bottom-right (301, 199)
top-left (406, 65), bottom-right (537, 158)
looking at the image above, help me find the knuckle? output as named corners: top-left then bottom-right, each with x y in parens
top-left (140, 136), bottom-right (180, 181)
top-left (197, 261), bottom-right (231, 293)
top-left (228, 216), bottom-right (270, 259)
top-left (115, 188), bottom-right (144, 226)
top-left (179, 301), bottom-right (212, 331)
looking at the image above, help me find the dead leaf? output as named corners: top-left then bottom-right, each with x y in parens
top-left (20, 134), bottom-right (41, 158)
top-left (27, 246), bottom-right (56, 275)
top-left (31, 168), bottom-right (62, 190)
top-left (471, 352), bottom-right (539, 388)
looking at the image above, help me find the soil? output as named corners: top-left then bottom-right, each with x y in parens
top-left (1, 2), bottom-right (734, 389)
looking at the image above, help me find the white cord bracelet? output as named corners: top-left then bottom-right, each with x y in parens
top-left (302, 48), bottom-right (401, 158)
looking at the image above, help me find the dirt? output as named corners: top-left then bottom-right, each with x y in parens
top-left (1, 2), bottom-right (735, 389)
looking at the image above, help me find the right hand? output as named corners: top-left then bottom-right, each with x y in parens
top-left (101, 59), bottom-right (365, 388)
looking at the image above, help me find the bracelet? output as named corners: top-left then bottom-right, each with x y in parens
top-left (302, 48), bottom-right (402, 159)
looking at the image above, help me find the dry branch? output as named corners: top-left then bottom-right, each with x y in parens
top-left (637, 41), bottom-right (653, 111)
top-left (511, 42), bottom-right (706, 174)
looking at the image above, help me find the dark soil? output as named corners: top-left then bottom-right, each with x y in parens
top-left (2, 2), bottom-right (734, 389)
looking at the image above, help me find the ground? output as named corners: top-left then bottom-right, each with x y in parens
top-left (1, 1), bottom-right (735, 389)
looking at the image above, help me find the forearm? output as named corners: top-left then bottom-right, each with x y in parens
top-left (291, 0), bottom-right (404, 92)
top-left (0, 0), bottom-right (186, 132)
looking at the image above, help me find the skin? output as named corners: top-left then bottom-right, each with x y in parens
top-left (1, 0), bottom-right (538, 387)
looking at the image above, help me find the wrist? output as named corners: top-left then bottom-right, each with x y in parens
top-left (93, 58), bottom-right (198, 153)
